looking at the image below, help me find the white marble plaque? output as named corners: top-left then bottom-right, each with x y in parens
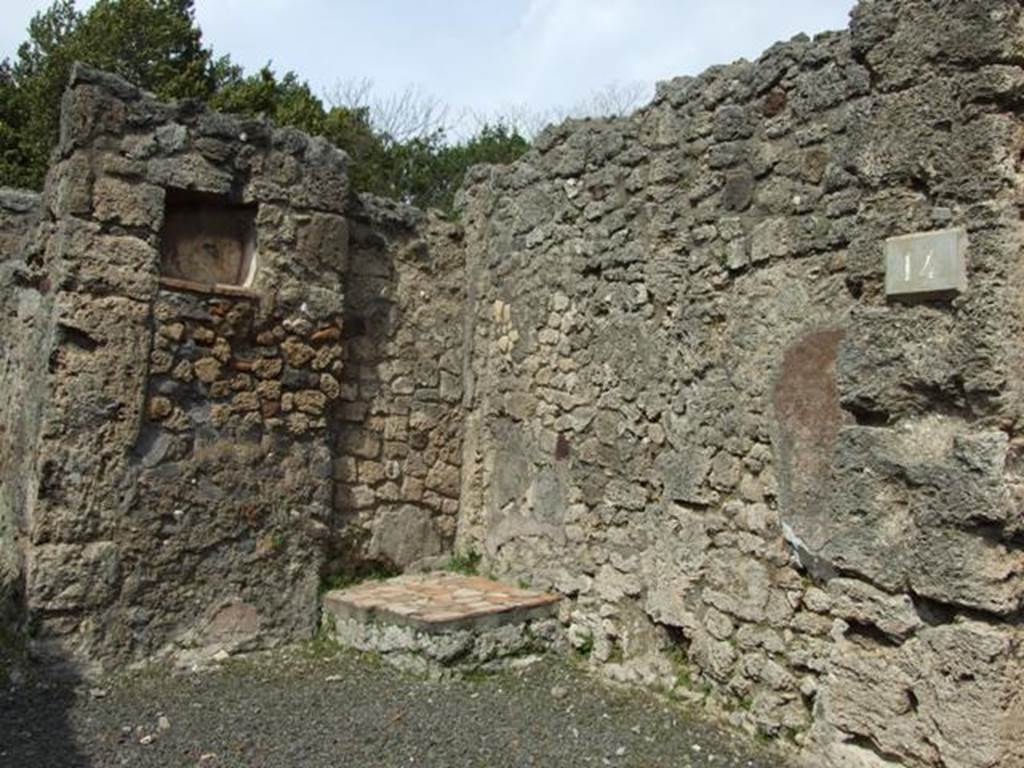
top-left (884, 227), bottom-right (967, 299)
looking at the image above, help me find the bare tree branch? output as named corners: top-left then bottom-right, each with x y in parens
top-left (458, 81), bottom-right (651, 140)
top-left (325, 77), bottom-right (450, 144)
top-left (570, 80), bottom-right (651, 119)
top-left (326, 78), bottom-right (653, 144)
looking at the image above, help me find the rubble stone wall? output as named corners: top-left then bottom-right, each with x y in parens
top-left (455, 2), bottom-right (1024, 766)
top-left (0, 188), bottom-right (44, 645)
top-left (0, 66), bottom-right (469, 669)
top-left (2, 2), bottom-right (1023, 767)
top-left (330, 196), bottom-right (466, 574)
top-left (10, 64), bottom-right (351, 667)
top-left (0, 189), bottom-right (41, 262)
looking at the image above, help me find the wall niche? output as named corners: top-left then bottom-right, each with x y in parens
top-left (160, 189), bottom-right (258, 287)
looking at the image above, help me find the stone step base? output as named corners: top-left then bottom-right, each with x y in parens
top-left (322, 574), bottom-right (562, 675)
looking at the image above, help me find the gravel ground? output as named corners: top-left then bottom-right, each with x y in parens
top-left (0, 646), bottom-right (791, 768)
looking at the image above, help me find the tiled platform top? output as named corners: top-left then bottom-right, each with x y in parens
top-left (322, 573), bottom-right (560, 633)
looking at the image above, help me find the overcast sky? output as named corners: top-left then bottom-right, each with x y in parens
top-left (3, 1), bottom-right (856, 125)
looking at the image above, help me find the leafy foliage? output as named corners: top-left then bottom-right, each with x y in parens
top-left (0, 0), bottom-right (531, 210)
top-left (211, 66), bottom-right (325, 134)
top-left (209, 66), bottom-right (529, 211)
top-left (1, 0), bottom-right (219, 189)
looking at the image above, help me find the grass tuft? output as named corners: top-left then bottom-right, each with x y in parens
top-left (446, 548), bottom-right (482, 576)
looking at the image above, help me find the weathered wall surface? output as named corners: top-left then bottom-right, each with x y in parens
top-left (4, 65), bottom-right (468, 668)
top-left (0, 189), bottom-right (41, 261)
top-left (330, 195), bottom-right (465, 574)
top-left (1, 67), bottom-right (468, 669)
top-left (0, 187), bottom-right (44, 653)
top-left (16, 64), bottom-right (350, 667)
top-left (456, 2), bottom-right (1024, 766)
top-left (3, 3), bottom-right (1023, 767)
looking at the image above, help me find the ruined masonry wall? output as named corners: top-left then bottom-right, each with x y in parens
top-left (1, 65), bottom-right (467, 668)
top-left (0, 189), bottom-right (41, 261)
top-left (331, 195), bottom-right (465, 573)
top-left (2, 3), bottom-right (1023, 768)
top-left (14, 64), bottom-right (351, 666)
top-left (0, 188), bottom-right (44, 639)
top-left (455, 2), bottom-right (1024, 767)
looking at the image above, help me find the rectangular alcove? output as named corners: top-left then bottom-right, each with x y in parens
top-left (160, 189), bottom-right (258, 288)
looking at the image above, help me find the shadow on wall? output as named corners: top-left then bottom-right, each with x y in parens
top-left (326, 194), bottom-right (466, 580)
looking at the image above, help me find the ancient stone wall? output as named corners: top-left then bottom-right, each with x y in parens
top-left (0, 187), bottom-right (44, 648)
top-left (1, 65), bottom-right (468, 669)
top-left (455, 2), bottom-right (1024, 766)
top-left (330, 195), bottom-right (465, 574)
top-left (0, 188), bottom-right (41, 262)
top-left (2, 2), bottom-right (1023, 766)
top-left (10, 64), bottom-right (351, 667)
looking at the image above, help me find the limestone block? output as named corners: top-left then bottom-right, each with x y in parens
top-left (93, 177), bottom-right (164, 229)
top-left (688, 626), bottom-right (737, 683)
top-left (749, 217), bottom-right (792, 263)
top-left (593, 564), bottom-right (642, 602)
top-left (297, 212), bottom-right (349, 273)
top-left (713, 105), bottom-right (754, 142)
top-left (702, 551), bottom-right (773, 624)
top-left (202, 600), bottom-right (260, 652)
top-left (281, 337), bottom-right (315, 368)
top-left (292, 136), bottom-right (349, 213)
top-left (425, 461), bottom-right (461, 499)
top-left (146, 396), bottom-right (173, 421)
top-left (819, 424), bottom-right (1023, 615)
top-left (58, 222), bottom-right (159, 301)
top-left (193, 358), bottom-right (222, 384)
top-left (604, 479), bottom-right (647, 511)
top-left (850, 0), bottom-right (1023, 91)
top-left (254, 358), bottom-right (284, 379)
top-left (837, 308), bottom-right (959, 419)
top-left (826, 578), bottom-right (921, 640)
top-left (147, 153), bottom-right (233, 196)
top-left (293, 390), bottom-right (327, 415)
top-left (58, 81), bottom-right (126, 153)
top-left (369, 506), bottom-right (443, 568)
top-left (48, 153), bottom-right (93, 219)
top-left (340, 429), bottom-right (381, 460)
top-left (48, 293), bottom-right (150, 436)
top-left (814, 620), bottom-right (1024, 768)
top-left (655, 449), bottom-right (712, 505)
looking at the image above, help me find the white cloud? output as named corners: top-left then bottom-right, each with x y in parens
top-left (495, 0), bottom-right (854, 113)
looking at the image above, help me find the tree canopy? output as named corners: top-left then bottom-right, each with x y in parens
top-left (0, 0), bottom-right (530, 211)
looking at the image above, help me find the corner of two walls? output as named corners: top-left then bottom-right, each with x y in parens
top-left (329, 195), bottom-right (466, 577)
top-left (455, 1), bottom-right (1024, 767)
top-left (2, 1), bottom-right (1022, 766)
top-left (0, 64), bottom-right (469, 670)
top-left (0, 187), bottom-right (45, 666)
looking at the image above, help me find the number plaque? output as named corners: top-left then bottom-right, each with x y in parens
top-left (884, 228), bottom-right (968, 300)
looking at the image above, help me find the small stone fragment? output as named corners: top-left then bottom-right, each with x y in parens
top-left (147, 396), bottom-right (173, 421)
top-left (194, 358), bottom-right (222, 384)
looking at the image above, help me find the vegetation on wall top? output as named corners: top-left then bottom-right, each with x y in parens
top-left (0, 0), bottom-right (531, 211)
